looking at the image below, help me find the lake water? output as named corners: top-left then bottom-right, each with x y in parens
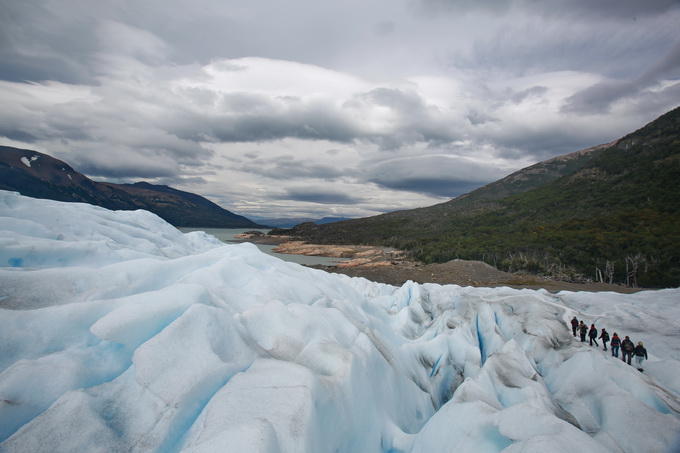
top-left (178, 228), bottom-right (350, 266)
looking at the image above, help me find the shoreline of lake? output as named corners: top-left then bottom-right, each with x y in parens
top-left (179, 227), bottom-right (644, 293)
top-left (178, 227), bottom-right (353, 267)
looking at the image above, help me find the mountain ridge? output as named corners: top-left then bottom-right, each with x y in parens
top-left (0, 146), bottom-right (266, 228)
top-left (276, 106), bottom-right (680, 287)
top-left (254, 216), bottom-right (353, 228)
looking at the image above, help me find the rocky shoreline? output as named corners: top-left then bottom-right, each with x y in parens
top-left (234, 232), bottom-right (643, 294)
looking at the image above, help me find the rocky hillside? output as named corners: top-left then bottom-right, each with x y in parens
top-left (277, 106), bottom-right (680, 287)
top-left (0, 146), bottom-right (265, 228)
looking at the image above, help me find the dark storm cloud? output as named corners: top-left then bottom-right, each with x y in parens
top-left (0, 0), bottom-right (391, 84)
top-left (0, 102), bottom-right (96, 144)
top-left (0, 54), bottom-right (86, 84)
top-left (167, 86), bottom-right (459, 150)
top-left (510, 86), bottom-right (548, 104)
top-left (544, 0), bottom-right (679, 19)
top-left (276, 188), bottom-right (365, 205)
top-left (0, 129), bottom-right (39, 144)
top-left (364, 155), bottom-right (509, 198)
top-left (457, 16), bottom-right (678, 81)
top-left (485, 133), bottom-right (601, 162)
top-left (156, 90), bottom-right (362, 146)
top-left (466, 111), bottom-right (499, 126)
top-left (207, 103), bottom-right (361, 144)
top-left (562, 41), bottom-right (680, 114)
top-left (561, 81), bottom-right (634, 115)
top-left (0, 1), bottom-right (102, 83)
top-left (418, 0), bottom-right (679, 19)
top-left (371, 176), bottom-right (483, 198)
top-left (71, 155), bottom-right (180, 180)
top-left (236, 155), bottom-right (353, 181)
top-left (344, 88), bottom-right (460, 149)
top-left (473, 113), bottom-right (615, 159)
top-left (355, 88), bottom-right (420, 111)
top-left (0, 1), bottom-right (205, 84)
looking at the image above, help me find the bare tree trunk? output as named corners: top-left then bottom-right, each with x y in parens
top-left (626, 254), bottom-right (640, 288)
top-left (596, 268), bottom-right (603, 283)
top-left (605, 260), bottom-right (614, 284)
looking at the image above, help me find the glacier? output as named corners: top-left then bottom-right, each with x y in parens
top-left (1, 190), bottom-right (679, 453)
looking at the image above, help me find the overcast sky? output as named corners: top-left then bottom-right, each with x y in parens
top-left (1, 0), bottom-right (679, 220)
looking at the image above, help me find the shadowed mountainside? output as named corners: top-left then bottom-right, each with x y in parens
top-left (0, 146), bottom-right (265, 228)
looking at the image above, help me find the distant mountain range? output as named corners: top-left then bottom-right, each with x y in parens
top-left (276, 106), bottom-right (680, 287)
top-left (0, 146), bottom-right (266, 228)
top-left (254, 216), bottom-right (353, 228)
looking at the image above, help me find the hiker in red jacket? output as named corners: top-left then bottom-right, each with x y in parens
top-left (610, 333), bottom-right (621, 358)
top-left (570, 316), bottom-right (579, 336)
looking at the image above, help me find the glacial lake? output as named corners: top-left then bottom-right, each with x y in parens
top-left (178, 228), bottom-right (351, 266)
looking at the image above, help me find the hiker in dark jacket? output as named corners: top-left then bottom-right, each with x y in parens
top-left (579, 321), bottom-right (588, 342)
top-left (610, 333), bottom-right (621, 358)
top-left (621, 336), bottom-right (635, 365)
top-left (570, 316), bottom-right (579, 336)
top-left (634, 342), bottom-right (648, 372)
top-left (588, 324), bottom-right (598, 346)
top-left (599, 328), bottom-right (610, 351)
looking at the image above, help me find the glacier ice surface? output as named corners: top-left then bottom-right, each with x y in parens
top-left (1, 191), bottom-right (679, 453)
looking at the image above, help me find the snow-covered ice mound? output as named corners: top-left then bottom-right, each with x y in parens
top-left (1, 190), bottom-right (679, 453)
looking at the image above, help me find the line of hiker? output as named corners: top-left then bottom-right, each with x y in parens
top-left (570, 316), bottom-right (648, 372)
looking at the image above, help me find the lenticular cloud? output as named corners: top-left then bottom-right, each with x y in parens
top-left (1, 190), bottom-right (679, 453)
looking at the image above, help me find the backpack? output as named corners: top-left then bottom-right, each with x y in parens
top-left (602, 332), bottom-right (609, 341)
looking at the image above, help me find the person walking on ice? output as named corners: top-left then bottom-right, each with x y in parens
top-left (621, 336), bottom-right (635, 365)
top-left (610, 333), bottom-right (621, 358)
top-left (634, 341), bottom-right (648, 372)
top-left (599, 328), bottom-right (610, 351)
top-left (588, 324), bottom-right (599, 346)
top-left (579, 321), bottom-right (588, 342)
top-left (570, 316), bottom-right (579, 336)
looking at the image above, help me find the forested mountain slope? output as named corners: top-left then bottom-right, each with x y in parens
top-left (280, 107), bottom-right (680, 287)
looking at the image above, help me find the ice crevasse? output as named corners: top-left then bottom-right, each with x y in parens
top-left (0, 190), bottom-right (679, 453)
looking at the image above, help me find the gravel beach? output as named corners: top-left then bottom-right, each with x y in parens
top-left (239, 234), bottom-right (642, 294)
